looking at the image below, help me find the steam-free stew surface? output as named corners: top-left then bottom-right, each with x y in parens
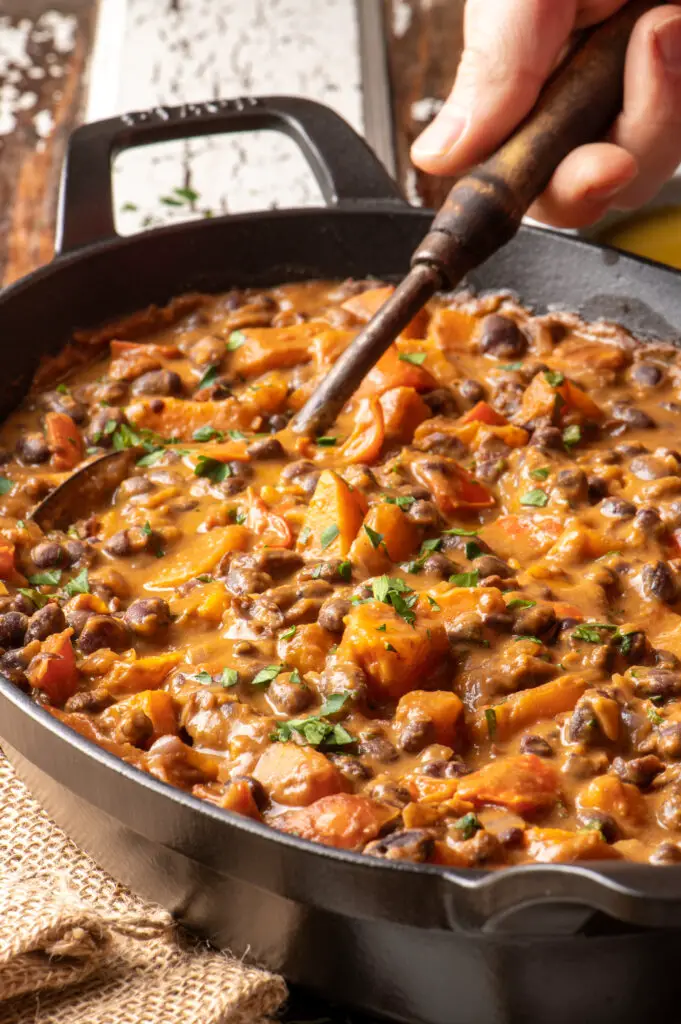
top-left (3, 279), bottom-right (681, 867)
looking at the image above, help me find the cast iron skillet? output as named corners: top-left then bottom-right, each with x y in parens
top-left (2, 97), bottom-right (681, 1024)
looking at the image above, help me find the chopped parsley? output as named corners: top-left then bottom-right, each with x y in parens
top-left (614, 630), bottom-right (637, 655)
top-left (449, 571), bottom-right (479, 588)
top-left (63, 568), bottom-right (90, 598)
top-left (17, 588), bottom-right (50, 609)
top-left (384, 494), bottom-right (415, 509)
top-left (363, 524), bottom-right (384, 549)
top-left (56, 383), bottom-right (70, 394)
top-left (0, 478), bottom-right (12, 495)
top-left (194, 456), bottom-right (231, 483)
top-left (514, 635), bottom-right (543, 645)
top-left (28, 569), bottom-right (62, 587)
top-left (338, 560), bottom-right (352, 581)
top-left (506, 598), bottom-right (536, 610)
top-left (221, 668), bottom-right (239, 688)
top-left (465, 540), bottom-right (483, 560)
top-left (271, 714), bottom-right (353, 749)
top-left (563, 424), bottom-right (581, 449)
top-left (141, 521), bottom-right (152, 537)
top-left (453, 812), bottom-right (482, 841)
top-left (316, 436), bottom-right (337, 447)
top-left (193, 425), bottom-right (225, 442)
top-left (443, 527), bottom-right (479, 537)
top-left (530, 467), bottom-right (550, 481)
top-left (544, 370), bottom-right (565, 387)
top-left (197, 365), bottom-right (220, 390)
top-left (280, 625), bottom-right (297, 641)
top-left (398, 352), bottom-right (427, 366)
top-left (251, 664), bottom-right (285, 687)
top-left (320, 523), bottom-right (340, 550)
top-left (226, 330), bottom-right (246, 351)
top-left (193, 670), bottom-right (213, 685)
top-left (371, 575), bottom-right (418, 625)
top-left (427, 595), bottom-right (441, 611)
top-left (520, 489), bottom-right (549, 508)
top-left (572, 622), bottom-right (618, 644)
top-left (319, 692), bottom-right (352, 716)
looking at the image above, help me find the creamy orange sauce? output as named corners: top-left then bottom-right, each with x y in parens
top-left (1, 279), bottom-right (681, 867)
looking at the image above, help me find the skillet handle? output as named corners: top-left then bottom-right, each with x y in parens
top-left (56, 95), bottom-right (406, 255)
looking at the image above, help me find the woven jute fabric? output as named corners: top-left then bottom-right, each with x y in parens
top-left (0, 753), bottom-right (287, 1024)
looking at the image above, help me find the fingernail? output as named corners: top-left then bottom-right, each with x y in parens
top-left (584, 177), bottom-right (634, 204)
top-left (412, 107), bottom-right (468, 160)
top-left (655, 14), bottom-right (681, 74)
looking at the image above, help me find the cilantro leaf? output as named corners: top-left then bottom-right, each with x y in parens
top-left (398, 352), bottom-right (427, 366)
top-left (226, 330), bottom-right (246, 351)
top-left (563, 424), bottom-right (582, 449)
top-left (499, 362), bottom-right (523, 371)
top-left (17, 588), bottom-right (50, 609)
top-left (384, 494), bottom-right (415, 509)
top-left (506, 598), bottom-right (536, 610)
top-left (520, 489), bottom-right (549, 508)
top-left (194, 456), bottom-right (231, 483)
top-left (280, 625), bottom-right (297, 641)
top-left (363, 524), bottom-right (384, 549)
top-left (443, 527), bottom-right (479, 537)
top-left (316, 436), bottom-right (337, 447)
top-left (544, 370), bottom-right (565, 387)
top-left (572, 622), bottom-right (618, 644)
top-left (0, 478), bottom-right (13, 495)
top-left (319, 692), bottom-right (352, 716)
top-left (28, 570), bottom-right (62, 587)
top-left (465, 540), bottom-right (483, 560)
top-left (530, 467), bottom-right (550, 481)
top-left (485, 708), bottom-right (497, 739)
top-left (63, 568), bottom-right (90, 597)
top-left (193, 670), bottom-right (213, 685)
top-left (449, 571), bottom-right (479, 587)
top-left (320, 524), bottom-right (340, 550)
top-left (252, 664), bottom-right (284, 687)
top-left (371, 576), bottom-right (417, 625)
top-left (453, 812), bottom-right (482, 840)
top-left (193, 425), bottom-right (225, 442)
top-left (197, 365), bottom-right (219, 390)
top-left (221, 668), bottom-right (239, 688)
top-left (338, 560), bottom-right (352, 581)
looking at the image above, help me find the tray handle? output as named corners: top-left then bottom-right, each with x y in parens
top-left (56, 96), bottom-right (406, 255)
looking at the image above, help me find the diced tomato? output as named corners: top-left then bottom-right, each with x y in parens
top-left (460, 401), bottom-right (508, 427)
top-left (0, 539), bottom-right (15, 580)
top-left (339, 397), bottom-right (385, 465)
top-left (26, 628), bottom-right (78, 704)
top-left (411, 453), bottom-right (494, 514)
top-left (45, 412), bottom-right (84, 471)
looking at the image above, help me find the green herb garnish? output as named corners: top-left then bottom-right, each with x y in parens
top-left (194, 456), bottom-right (231, 483)
top-left (28, 570), bottom-right (62, 587)
top-left (320, 524), bottom-right (340, 550)
top-left (544, 370), bottom-right (565, 387)
top-left (193, 426), bottom-right (225, 442)
top-left (226, 330), bottom-right (246, 351)
top-left (398, 352), bottom-right (427, 366)
top-left (0, 478), bottom-right (12, 495)
top-left (63, 568), bottom-right (90, 598)
top-left (453, 812), bottom-right (482, 840)
top-left (17, 588), bottom-right (49, 609)
top-left (506, 598), bottom-right (536, 610)
top-left (280, 625), bottom-right (297, 641)
top-left (252, 664), bottom-right (284, 687)
top-left (563, 424), bottom-right (581, 449)
top-left (221, 668), bottom-right (239, 688)
top-left (485, 707), bottom-right (497, 739)
top-left (384, 494), bottom-right (416, 509)
top-left (530, 467), bottom-right (550, 481)
top-left (572, 622), bottom-right (618, 644)
top-left (363, 524), bottom-right (384, 549)
top-left (449, 571), bottom-right (480, 588)
top-left (316, 436), bottom-right (337, 447)
top-left (520, 489), bottom-right (549, 508)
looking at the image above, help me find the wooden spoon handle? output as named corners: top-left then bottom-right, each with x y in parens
top-left (412, 0), bottom-right (665, 283)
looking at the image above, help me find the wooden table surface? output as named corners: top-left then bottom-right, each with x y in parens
top-left (0, 0), bottom-right (464, 287)
top-left (0, 3), bottom-right (463, 1020)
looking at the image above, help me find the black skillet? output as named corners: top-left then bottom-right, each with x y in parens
top-left (2, 96), bottom-right (681, 1024)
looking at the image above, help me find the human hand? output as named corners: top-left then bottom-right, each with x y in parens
top-left (411, 1), bottom-right (681, 227)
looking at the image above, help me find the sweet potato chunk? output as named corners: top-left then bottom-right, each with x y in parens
top-left (144, 526), bottom-right (249, 589)
top-left (230, 321), bottom-right (323, 378)
top-left (277, 623), bottom-right (336, 676)
top-left (472, 675), bottom-right (590, 743)
top-left (339, 397), bottom-right (385, 465)
top-left (428, 308), bottom-right (478, 351)
top-left (395, 690), bottom-right (463, 747)
top-left (460, 401), bottom-right (508, 426)
top-left (479, 514), bottom-right (563, 563)
top-left (341, 287), bottom-right (428, 339)
top-left (275, 793), bottom-right (397, 849)
top-left (357, 345), bottom-right (436, 398)
top-left (297, 469), bottom-right (367, 558)
top-left (576, 775), bottom-right (647, 828)
top-left (515, 372), bottom-right (603, 426)
top-left (45, 412), bottom-right (84, 470)
top-left (27, 628), bottom-right (78, 704)
top-left (253, 742), bottom-right (344, 807)
top-left (379, 387), bottom-right (431, 443)
top-left (117, 689), bottom-right (177, 741)
top-left (457, 754), bottom-right (560, 813)
top-left (103, 651), bottom-right (184, 696)
top-left (349, 502), bottom-right (420, 575)
top-left (525, 827), bottom-right (621, 863)
top-left (337, 600), bottom-right (449, 700)
top-left (126, 396), bottom-right (246, 438)
top-left (410, 453), bottom-right (494, 515)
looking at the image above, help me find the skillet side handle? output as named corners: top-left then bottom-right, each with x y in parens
top-left (56, 96), bottom-right (406, 255)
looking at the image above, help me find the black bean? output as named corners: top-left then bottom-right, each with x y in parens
top-left (231, 774), bottom-right (269, 811)
top-left (475, 452), bottom-right (508, 484)
top-left (78, 615), bottom-right (131, 654)
top-left (422, 387), bottom-right (458, 416)
top-left (327, 754), bottom-right (373, 785)
top-left (576, 811), bottom-right (619, 844)
top-left (642, 561), bottom-right (677, 603)
top-left (318, 596), bottom-right (351, 633)
top-left (513, 604), bottom-right (557, 640)
top-left (567, 699), bottom-right (600, 744)
top-left (658, 787), bottom-right (681, 829)
top-left (520, 734), bottom-right (553, 757)
top-left (219, 475), bottom-right (249, 497)
top-left (630, 362), bottom-right (663, 387)
top-left (367, 779), bottom-right (410, 804)
top-left (105, 527), bottom-right (157, 556)
top-left (64, 607), bottom-right (94, 637)
top-left (25, 603), bottom-right (66, 643)
top-left (267, 413), bottom-right (291, 432)
top-left (457, 379), bottom-right (485, 406)
top-left (87, 407), bottom-right (125, 446)
top-left (632, 668), bottom-right (681, 700)
top-left (612, 754), bottom-right (664, 788)
top-left (479, 314), bottom-right (528, 358)
top-left (531, 425), bottom-right (563, 451)
top-left (554, 468), bottom-right (587, 501)
top-left (131, 370), bottom-right (183, 397)
top-left (298, 559), bottom-right (350, 584)
top-left (64, 687), bottom-right (114, 713)
top-left (586, 476), bottom-right (609, 504)
top-left (268, 677), bottom-right (313, 715)
top-left (611, 402), bottom-right (656, 429)
top-left (252, 548), bottom-right (304, 578)
top-left (359, 732), bottom-right (399, 763)
top-left (319, 662), bottom-right (367, 702)
top-left (442, 533), bottom-right (490, 556)
top-left (281, 459), bottom-right (316, 481)
top-left (225, 567), bottom-right (273, 596)
top-left (421, 553), bottom-right (456, 578)
top-left (650, 842), bottom-right (681, 864)
top-left (475, 554), bottom-right (512, 579)
top-left (124, 598), bottom-right (171, 637)
top-left (31, 541), bottom-right (66, 569)
top-left (420, 756), bottom-right (470, 778)
top-left (398, 716), bottom-right (435, 754)
top-left (0, 649), bottom-right (29, 690)
top-left (634, 507), bottom-right (663, 535)
top-left (657, 723), bottom-right (681, 757)
top-left (365, 829), bottom-right (434, 863)
top-left (491, 379), bottom-right (524, 417)
top-left (42, 390), bottom-right (86, 423)
top-left (630, 456), bottom-right (669, 481)
top-left (17, 433), bottom-right (49, 465)
top-left (406, 499), bottom-right (442, 529)
top-left (0, 612), bottom-right (28, 649)
top-left (417, 432), bottom-right (467, 458)
top-left (600, 497), bottom-right (636, 520)
top-left (246, 437), bottom-right (285, 460)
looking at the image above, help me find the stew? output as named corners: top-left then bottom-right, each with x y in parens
top-left (1, 278), bottom-right (681, 868)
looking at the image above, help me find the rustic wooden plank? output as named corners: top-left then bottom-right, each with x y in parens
top-left (0, 0), bottom-right (98, 285)
top-left (383, 0), bottom-right (465, 209)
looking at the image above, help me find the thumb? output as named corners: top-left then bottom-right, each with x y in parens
top-left (411, 0), bottom-right (577, 176)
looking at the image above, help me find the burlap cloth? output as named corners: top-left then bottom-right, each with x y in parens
top-left (0, 752), bottom-right (288, 1024)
